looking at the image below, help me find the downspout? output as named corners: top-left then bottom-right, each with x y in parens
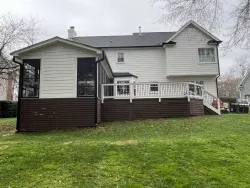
top-left (216, 43), bottom-right (221, 97)
top-left (12, 56), bottom-right (23, 132)
top-left (94, 51), bottom-right (105, 128)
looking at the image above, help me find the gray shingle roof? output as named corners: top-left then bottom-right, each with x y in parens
top-left (113, 72), bottom-right (138, 78)
top-left (73, 32), bottom-right (176, 48)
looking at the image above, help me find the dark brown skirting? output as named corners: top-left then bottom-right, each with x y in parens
top-left (190, 99), bottom-right (204, 116)
top-left (102, 98), bottom-right (195, 122)
top-left (97, 98), bottom-right (102, 123)
top-left (19, 98), bottom-right (95, 132)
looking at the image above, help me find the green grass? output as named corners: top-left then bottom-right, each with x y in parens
top-left (1, 114), bottom-right (250, 187)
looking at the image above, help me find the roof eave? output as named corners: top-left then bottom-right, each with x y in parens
top-left (10, 37), bottom-right (102, 56)
top-left (166, 20), bottom-right (221, 43)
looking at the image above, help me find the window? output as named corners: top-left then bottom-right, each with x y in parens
top-left (150, 84), bottom-right (158, 92)
top-left (198, 48), bottom-right (215, 62)
top-left (117, 81), bottom-right (129, 95)
top-left (22, 59), bottom-right (40, 98)
top-left (117, 52), bottom-right (124, 63)
top-left (77, 58), bottom-right (95, 97)
top-left (245, 95), bottom-right (250, 100)
top-left (188, 81), bottom-right (204, 95)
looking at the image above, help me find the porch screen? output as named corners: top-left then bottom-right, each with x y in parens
top-left (77, 58), bottom-right (95, 97)
top-left (22, 59), bottom-right (40, 98)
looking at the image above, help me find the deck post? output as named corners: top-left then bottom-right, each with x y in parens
top-left (101, 84), bottom-right (104, 103)
top-left (186, 83), bottom-right (190, 102)
top-left (158, 83), bottom-right (161, 102)
top-left (130, 84), bottom-right (133, 103)
top-left (217, 97), bottom-right (221, 115)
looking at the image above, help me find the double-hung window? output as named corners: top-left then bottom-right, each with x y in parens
top-left (198, 48), bottom-right (215, 62)
top-left (117, 52), bottom-right (124, 63)
top-left (77, 58), bottom-right (95, 97)
top-left (117, 81), bottom-right (129, 95)
top-left (22, 59), bottom-right (40, 98)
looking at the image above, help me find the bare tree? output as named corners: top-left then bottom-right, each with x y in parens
top-left (218, 73), bottom-right (241, 98)
top-left (0, 13), bottom-right (45, 98)
top-left (150, 0), bottom-right (250, 51)
top-left (218, 53), bottom-right (250, 98)
top-left (151, 0), bottom-right (223, 31)
top-left (230, 54), bottom-right (250, 78)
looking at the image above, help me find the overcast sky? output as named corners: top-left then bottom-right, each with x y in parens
top-left (0, 0), bottom-right (246, 74)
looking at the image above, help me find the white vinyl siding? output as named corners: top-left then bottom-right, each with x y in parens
top-left (105, 48), bottom-right (166, 82)
top-left (166, 26), bottom-right (219, 76)
top-left (168, 76), bottom-right (218, 97)
top-left (19, 42), bottom-right (97, 98)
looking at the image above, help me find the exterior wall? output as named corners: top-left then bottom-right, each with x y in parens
top-left (19, 42), bottom-right (97, 98)
top-left (166, 26), bottom-right (219, 77)
top-left (19, 98), bottom-right (95, 131)
top-left (168, 76), bottom-right (218, 97)
top-left (240, 76), bottom-right (250, 99)
top-left (105, 48), bottom-right (167, 82)
top-left (102, 98), bottom-right (191, 122)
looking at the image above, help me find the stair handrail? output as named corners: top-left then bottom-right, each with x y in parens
top-left (203, 89), bottom-right (221, 115)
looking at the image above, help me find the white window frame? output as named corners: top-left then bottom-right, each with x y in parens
top-left (188, 81), bottom-right (205, 95)
top-left (198, 48), bottom-right (216, 63)
top-left (116, 80), bottom-right (130, 96)
top-left (150, 84), bottom-right (158, 93)
top-left (117, 52), bottom-right (125, 63)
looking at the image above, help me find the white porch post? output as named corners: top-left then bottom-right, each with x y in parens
top-left (186, 83), bottom-right (190, 102)
top-left (217, 97), bottom-right (221, 115)
top-left (130, 83), bottom-right (133, 103)
top-left (101, 84), bottom-right (104, 103)
top-left (158, 83), bottom-right (161, 102)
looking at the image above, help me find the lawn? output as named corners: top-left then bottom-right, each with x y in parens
top-left (1, 114), bottom-right (250, 187)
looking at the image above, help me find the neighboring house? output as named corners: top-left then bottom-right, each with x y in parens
top-left (11, 20), bottom-right (222, 132)
top-left (238, 70), bottom-right (250, 100)
top-left (0, 56), bottom-right (13, 101)
top-left (0, 77), bottom-right (13, 101)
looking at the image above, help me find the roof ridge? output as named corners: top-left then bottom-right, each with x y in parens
top-left (75, 34), bottom-right (133, 38)
top-left (75, 31), bottom-right (177, 38)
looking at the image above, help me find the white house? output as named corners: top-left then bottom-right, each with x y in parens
top-left (11, 20), bottom-right (222, 132)
top-left (238, 70), bottom-right (250, 100)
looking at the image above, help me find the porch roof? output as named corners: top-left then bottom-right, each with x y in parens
top-left (113, 72), bottom-right (138, 78)
top-left (10, 36), bottom-right (102, 56)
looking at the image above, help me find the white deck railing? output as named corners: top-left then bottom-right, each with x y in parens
top-left (101, 82), bottom-right (221, 115)
top-left (102, 82), bottom-right (203, 102)
top-left (203, 90), bottom-right (221, 115)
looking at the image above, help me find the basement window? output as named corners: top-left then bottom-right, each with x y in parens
top-left (22, 59), bottom-right (40, 98)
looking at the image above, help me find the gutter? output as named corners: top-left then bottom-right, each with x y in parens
top-left (94, 51), bottom-right (105, 128)
top-left (216, 43), bottom-right (221, 97)
top-left (12, 56), bottom-right (23, 132)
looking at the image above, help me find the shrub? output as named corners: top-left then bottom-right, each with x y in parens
top-left (0, 101), bottom-right (17, 118)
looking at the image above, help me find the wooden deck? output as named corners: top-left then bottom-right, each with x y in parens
top-left (102, 98), bottom-right (203, 122)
